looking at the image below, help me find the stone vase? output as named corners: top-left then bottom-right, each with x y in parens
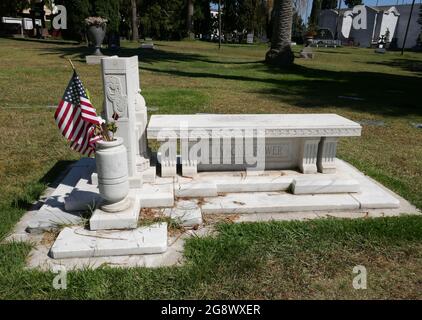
top-left (305, 36), bottom-right (314, 46)
top-left (95, 137), bottom-right (130, 212)
top-left (87, 25), bottom-right (106, 56)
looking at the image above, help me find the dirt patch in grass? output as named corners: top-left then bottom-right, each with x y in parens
top-left (40, 230), bottom-right (60, 247)
top-left (138, 207), bottom-right (185, 237)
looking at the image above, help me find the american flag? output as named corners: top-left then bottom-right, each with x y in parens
top-left (54, 71), bottom-right (102, 157)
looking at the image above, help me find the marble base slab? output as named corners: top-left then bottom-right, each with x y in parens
top-left (163, 200), bottom-right (203, 227)
top-left (175, 170), bottom-right (358, 197)
top-left (22, 158), bottom-right (402, 237)
top-left (292, 175), bottom-right (360, 194)
top-left (89, 192), bottom-right (141, 231)
top-left (64, 178), bottom-right (101, 212)
top-left (201, 192), bottom-right (360, 214)
top-left (175, 182), bottom-right (218, 198)
top-left (50, 223), bottom-right (167, 259)
top-left (140, 182), bottom-right (174, 207)
top-left (86, 55), bottom-right (107, 65)
top-left (7, 158), bottom-right (419, 270)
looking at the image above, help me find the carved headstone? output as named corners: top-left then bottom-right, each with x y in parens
top-left (101, 56), bottom-right (154, 187)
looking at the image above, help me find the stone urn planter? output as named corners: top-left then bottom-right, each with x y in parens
top-left (87, 25), bottom-right (106, 56)
top-left (305, 35), bottom-right (314, 47)
top-left (95, 137), bottom-right (130, 212)
top-left (85, 17), bottom-right (108, 56)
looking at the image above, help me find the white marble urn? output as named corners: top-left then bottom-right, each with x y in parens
top-left (95, 137), bottom-right (130, 212)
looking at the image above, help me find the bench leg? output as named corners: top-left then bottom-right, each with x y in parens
top-left (161, 160), bottom-right (177, 177)
top-left (298, 138), bottom-right (320, 174)
top-left (317, 137), bottom-right (337, 174)
top-left (158, 138), bottom-right (177, 177)
top-left (182, 159), bottom-right (198, 177)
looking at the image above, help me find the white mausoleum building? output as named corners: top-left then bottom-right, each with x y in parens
top-left (318, 4), bottom-right (421, 48)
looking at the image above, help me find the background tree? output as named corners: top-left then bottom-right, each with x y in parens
top-left (0, 0), bottom-right (29, 18)
top-left (309, 0), bottom-right (321, 27)
top-left (291, 10), bottom-right (305, 43)
top-left (56, 0), bottom-right (90, 40)
top-left (187, 0), bottom-right (194, 37)
top-left (221, 0), bottom-right (267, 42)
top-left (344, 0), bottom-right (363, 9)
top-left (139, 0), bottom-right (185, 40)
top-left (92, 0), bottom-right (120, 33)
top-left (418, 4), bottom-right (422, 47)
top-left (265, 0), bottom-right (294, 67)
top-left (119, 0), bottom-right (133, 40)
top-left (57, 0), bottom-right (120, 41)
top-left (131, 0), bottom-right (139, 40)
top-left (322, 0), bottom-right (338, 9)
top-left (193, 0), bottom-right (212, 38)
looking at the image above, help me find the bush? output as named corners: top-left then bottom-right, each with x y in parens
top-left (56, 0), bottom-right (119, 41)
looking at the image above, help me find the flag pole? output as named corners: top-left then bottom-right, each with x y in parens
top-left (67, 58), bottom-right (76, 71)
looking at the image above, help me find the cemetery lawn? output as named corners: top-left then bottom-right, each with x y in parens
top-left (0, 38), bottom-right (421, 299)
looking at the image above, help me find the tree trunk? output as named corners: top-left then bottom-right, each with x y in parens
top-left (187, 0), bottom-right (194, 38)
top-left (265, 0), bottom-right (294, 67)
top-left (131, 0), bottom-right (139, 41)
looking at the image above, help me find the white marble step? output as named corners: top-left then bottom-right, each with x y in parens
top-left (50, 223), bottom-right (167, 259)
top-left (201, 192), bottom-right (361, 214)
top-left (139, 182), bottom-right (174, 207)
top-left (292, 175), bottom-right (360, 194)
top-left (176, 170), bottom-right (359, 197)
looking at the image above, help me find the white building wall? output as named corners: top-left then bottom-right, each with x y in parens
top-left (341, 12), bottom-right (353, 39)
top-left (379, 9), bottom-right (399, 41)
top-left (318, 4), bottom-right (420, 49)
top-left (394, 4), bottom-right (420, 49)
top-left (350, 7), bottom-right (379, 47)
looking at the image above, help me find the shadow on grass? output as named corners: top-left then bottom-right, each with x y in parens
top-left (37, 42), bottom-right (262, 65)
top-left (37, 42), bottom-right (422, 117)
top-left (10, 160), bottom-right (76, 211)
top-left (141, 63), bottom-right (422, 117)
top-left (362, 58), bottom-right (422, 75)
top-left (2, 36), bottom-right (80, 45)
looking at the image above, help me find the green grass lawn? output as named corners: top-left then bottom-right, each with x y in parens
top-left (0, 38), bottom-right (421, 299)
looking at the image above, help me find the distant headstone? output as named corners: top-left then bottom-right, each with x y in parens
top-left (375, 35), bottom-right (387, 54)
top-left (358, 120), bottom-right (385, 127)
top-left (247, 33), bottom-right (254, 44)
top-left (300, 46), bottom-right (314, 59)
top-left (140, 43), bottom-right (154, 49)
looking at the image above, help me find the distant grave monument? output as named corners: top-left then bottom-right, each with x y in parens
top-left (300, 46), bottom-right (314, 59)
top-left (375, 35), bottom-right (387, 54)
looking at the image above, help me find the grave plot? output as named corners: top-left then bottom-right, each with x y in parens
top-left (5, 56), bottom-right (420, 271)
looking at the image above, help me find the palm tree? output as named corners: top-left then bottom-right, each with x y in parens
top-left (265, 0), bottom-right (294, 67)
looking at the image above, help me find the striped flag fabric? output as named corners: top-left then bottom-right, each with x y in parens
top-left (54, 71), bottom-right (103, 157)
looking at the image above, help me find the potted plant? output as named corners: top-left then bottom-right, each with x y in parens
top-left (304, 26), bottom-right (317, 46)
top-left (94, 114), bottom-right (131, 212)
top-left (85, 16), bottom-right (108, 56)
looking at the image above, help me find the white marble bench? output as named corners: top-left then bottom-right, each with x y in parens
top-left (147, 114), bottom-right (361, 177)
